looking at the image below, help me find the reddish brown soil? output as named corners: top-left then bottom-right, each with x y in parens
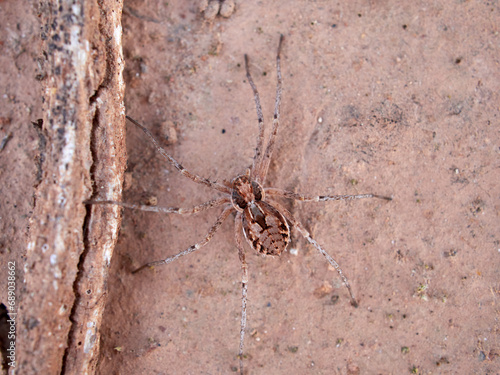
top-left (1, 1), bottom-right (499, 374)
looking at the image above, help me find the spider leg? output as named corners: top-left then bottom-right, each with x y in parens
top-left (265, 188), bottom-right (392, 202)
top-left (244, 53), bottom-right (265, 182)
top-left (132, 205), bottom-right (233, 274)
top-left (270, 201), bottom-right (359, 307)
top-left (234, 212), bottom-right (248, 375)
top-left (256, 34), bottom-right (284, 185)
top-left (86, 197), bottom-right (230, 215)
top-left (126, 116), bottom-right (231, 194)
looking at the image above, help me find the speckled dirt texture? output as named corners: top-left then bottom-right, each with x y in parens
top-left (1, 0), bottom-right (499, 374)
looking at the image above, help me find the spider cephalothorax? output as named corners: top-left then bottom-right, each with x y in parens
top-left (231, 174), bottom-right (264, 211)
top-left (89, 34), bottom-right (391, 374)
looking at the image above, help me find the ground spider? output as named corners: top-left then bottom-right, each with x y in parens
top-left (89, 35), bottom-right (391, 373)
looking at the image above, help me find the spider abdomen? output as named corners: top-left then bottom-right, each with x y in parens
top-left (242, 201), bottom-right (290, 256)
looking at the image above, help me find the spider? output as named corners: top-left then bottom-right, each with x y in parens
top-left (90, 34), bottom-right (391, 374)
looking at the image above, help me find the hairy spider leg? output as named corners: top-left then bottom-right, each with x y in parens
top-left (245, 34), bottom-right (284, 185)
top-left (270, 200), bottom-right (359, 307)
top-left (265, 188), bottom-right (392, 202)
top-left (126, 116), bottom-right (231, 194)
top-left (234, 212), bottom-right (248, 375)
top-left (86, 197), bottom-right (230, 215)
top-left (132, 205), bottom-right (233, 273)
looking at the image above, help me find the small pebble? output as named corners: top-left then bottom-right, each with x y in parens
top-left (220, 0), bottom-right (235, 17)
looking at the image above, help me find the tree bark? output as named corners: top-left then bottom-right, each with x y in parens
top-left (17, 1), bottom-right (125, 373)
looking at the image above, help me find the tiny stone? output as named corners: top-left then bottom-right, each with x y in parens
top-left (220, 0), bottom-right (235, 18)
top-left (313, 280), bottom-right (333, 298)
top-left (199, 0), bottom-right (209, 12)
top-left (161, 121), bottom-right (178, 144)
top-left (144, 195), bottom-right (158, 206)
top-left (203, 0), bottom-right (220, 20)
top-left (123, 172), bottom-right (133, 191)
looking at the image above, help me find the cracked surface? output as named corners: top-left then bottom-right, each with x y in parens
top-left (0, 1), bottom-right (125, 374)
